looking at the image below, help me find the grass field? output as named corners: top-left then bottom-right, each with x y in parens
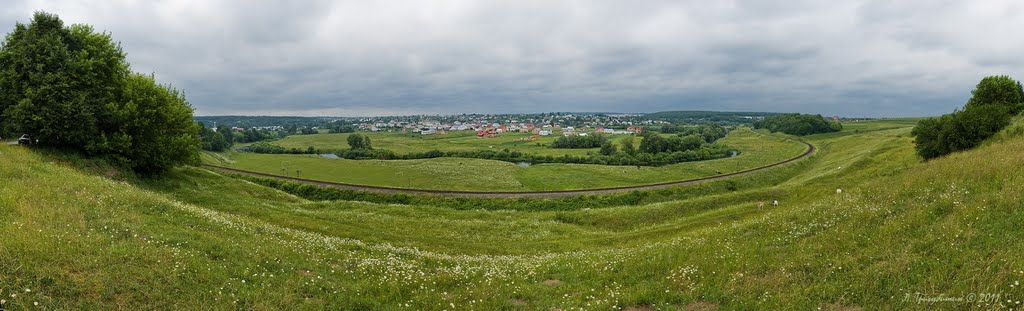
top-left (3, 118), bottom-right (1024, 309)
top-left (204, 128), bottom-right (808, 191)
top-left (269, 129), bottom-right (603, 157)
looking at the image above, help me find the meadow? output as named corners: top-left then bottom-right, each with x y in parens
top-left (2, 118), bottom-right (1023, 310)
top-left (271, 129), bottom-right (601, 157)
top-left (204, 128), bottom-right (808, 191)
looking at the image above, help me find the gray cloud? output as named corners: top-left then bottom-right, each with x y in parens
top-left (2, 0), bottom-right (1023, 117)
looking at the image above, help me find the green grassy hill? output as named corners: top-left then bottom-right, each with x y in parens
top-left (2, 119), bottom-right (1023, 309)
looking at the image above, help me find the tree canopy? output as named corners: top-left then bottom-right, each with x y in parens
top-left (347, 133), bottom-right (372, 150)
top-left (0, 12), bottom-right (198, 173)
top-left (551, 134), bottom-right (608, 149)
top-left (965, 75), bottom-right (1024, 114)
top-left (753, 113), bottom-right (841, 136)
top-left (912, 75), bottom-right (1023, 160)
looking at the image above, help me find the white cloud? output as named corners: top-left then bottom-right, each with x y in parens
top-left (1, 0), bottom-right (1022, 116)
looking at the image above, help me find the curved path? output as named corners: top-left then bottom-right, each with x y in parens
top-left (203, 140), bottom-right (815, 198)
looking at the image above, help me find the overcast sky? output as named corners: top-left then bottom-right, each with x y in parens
top-left (3, 1), bottom-right (1023, 117)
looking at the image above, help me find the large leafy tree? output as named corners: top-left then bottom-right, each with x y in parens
top-left (105, 73), bottom-right (199, 172)
top-left (0, 12), bottom-right (128, 147)
top-left (965, 75), bottom-right (1024, 114)
top-left (0, 12), bottom-right (198, 173)
top-left (347, 133), bottom-right (372, 150)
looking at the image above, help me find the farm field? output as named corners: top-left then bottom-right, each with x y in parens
top-left (204, 127), bottom-right (808, 191)
top-left (3, 118), bottom-right (1024, 309)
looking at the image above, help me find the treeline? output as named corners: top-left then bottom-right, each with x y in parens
top-left (198, 124), bottom-right (234, 152)
top-left (753, 113), bottom-right (841, 136)
top-left (659, 124), bottom-right (729, 141)
top-left (638, 134), bottom-right (706, 154)
top-left (0, 12), bottom-right (197, 174)
top-left (552, 135), bottom-right (609, 148)
top-left (328, 124), bottom-right (356, 133)
top-left (912, 75), bottom-right (1024, 160)
top-left (244, 143), bottom-right (737, 167)
top-left (198, 125), bottom-right (286, 152)
top-left (646, 111), bottom-right (780, 125)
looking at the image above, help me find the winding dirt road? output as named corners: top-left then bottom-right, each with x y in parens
top-left (203, 140), bottom-right (814, 198)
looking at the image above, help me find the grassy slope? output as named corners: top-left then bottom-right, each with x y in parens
top-left (206, 128), bottom-right (808, 191)
top-left (2, 119), bottom-right (1023, 309)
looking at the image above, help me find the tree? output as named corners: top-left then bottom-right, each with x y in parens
top-left (621, 136), bottom-right (636, 156)
top-left (599, 140), bottom-right (616, 156)
top-left (103, 73), bottom-right (200, 173)
top-left (0, 12), bottom-right (129, 149)
top-left (965, 75), bottom-right (1024, 114)
top-left (216, 124), bottom-right (234, 147)
top-left (347, 133), bottom-right (372, 150)
top-left (0, 12), bottom-right (199, 173)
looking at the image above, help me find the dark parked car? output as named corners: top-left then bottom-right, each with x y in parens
top-left (18, 134), bottom-right (32, 145)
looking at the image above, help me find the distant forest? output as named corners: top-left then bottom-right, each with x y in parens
top-left (644, 111), bottom-right (781, 125)
top-left (193, 116), bottom-right (345, 128)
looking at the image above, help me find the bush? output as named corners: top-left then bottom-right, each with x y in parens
top-left (912, 75), bottom-right (1023, 160)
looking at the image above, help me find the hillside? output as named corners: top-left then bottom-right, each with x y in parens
top-left (1, 119), bottom-right (1023, 309)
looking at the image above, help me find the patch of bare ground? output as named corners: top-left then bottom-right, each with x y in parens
top-left (683, 301), bottom-right (719, 311)
top-left (821, 303), bottom-right (862, 311)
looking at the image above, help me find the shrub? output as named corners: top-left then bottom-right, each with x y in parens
top-left (912, 75), bottom-right (1023, 160)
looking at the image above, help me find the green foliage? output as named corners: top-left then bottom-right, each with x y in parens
top-left (102, 73), bottom-right (200, 172)
top-left (0, 12), bottom-right (198, 173)
top-left (912, 75), bottom-right (1022, 160)
top-left (965, 75), bottom-right (1024, 114)
top-left (621, 135), bottom-right (637, 156)
top-left (0, 12), bottom-right (127, 148)
top-left (551, 134), bottom-right (608, 148)
top-left (599, 140), bottom-right (617, 155)
top-left (753, 113), bottom-right (841, 136)
top-left (328, 124), bottom-right (356, 133)
top-left (347, 133), bottom-right (372, 150)
top-left (198, 123), bottom-right (233, 152)
top-left (638, 132), bottom-right (705, 154)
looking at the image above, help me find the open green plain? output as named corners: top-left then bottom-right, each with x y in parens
top-left (205, 127), bottom-right (808, 191)
top-left (270, 129), bottom-right (602, 157)
top-left (3, 118), bottom-right (1024, 309)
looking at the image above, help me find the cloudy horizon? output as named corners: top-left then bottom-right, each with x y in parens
top-left (2, 1), bottom-right (1023, 117)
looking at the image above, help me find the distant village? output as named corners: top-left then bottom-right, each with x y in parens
top-left (337, 113), bottom-right (659, 138)
top-left (194, 112), bottom-right (801, 140)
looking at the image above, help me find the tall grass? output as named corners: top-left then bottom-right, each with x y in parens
top-left (1, 119), bottom-right (1022, 309)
